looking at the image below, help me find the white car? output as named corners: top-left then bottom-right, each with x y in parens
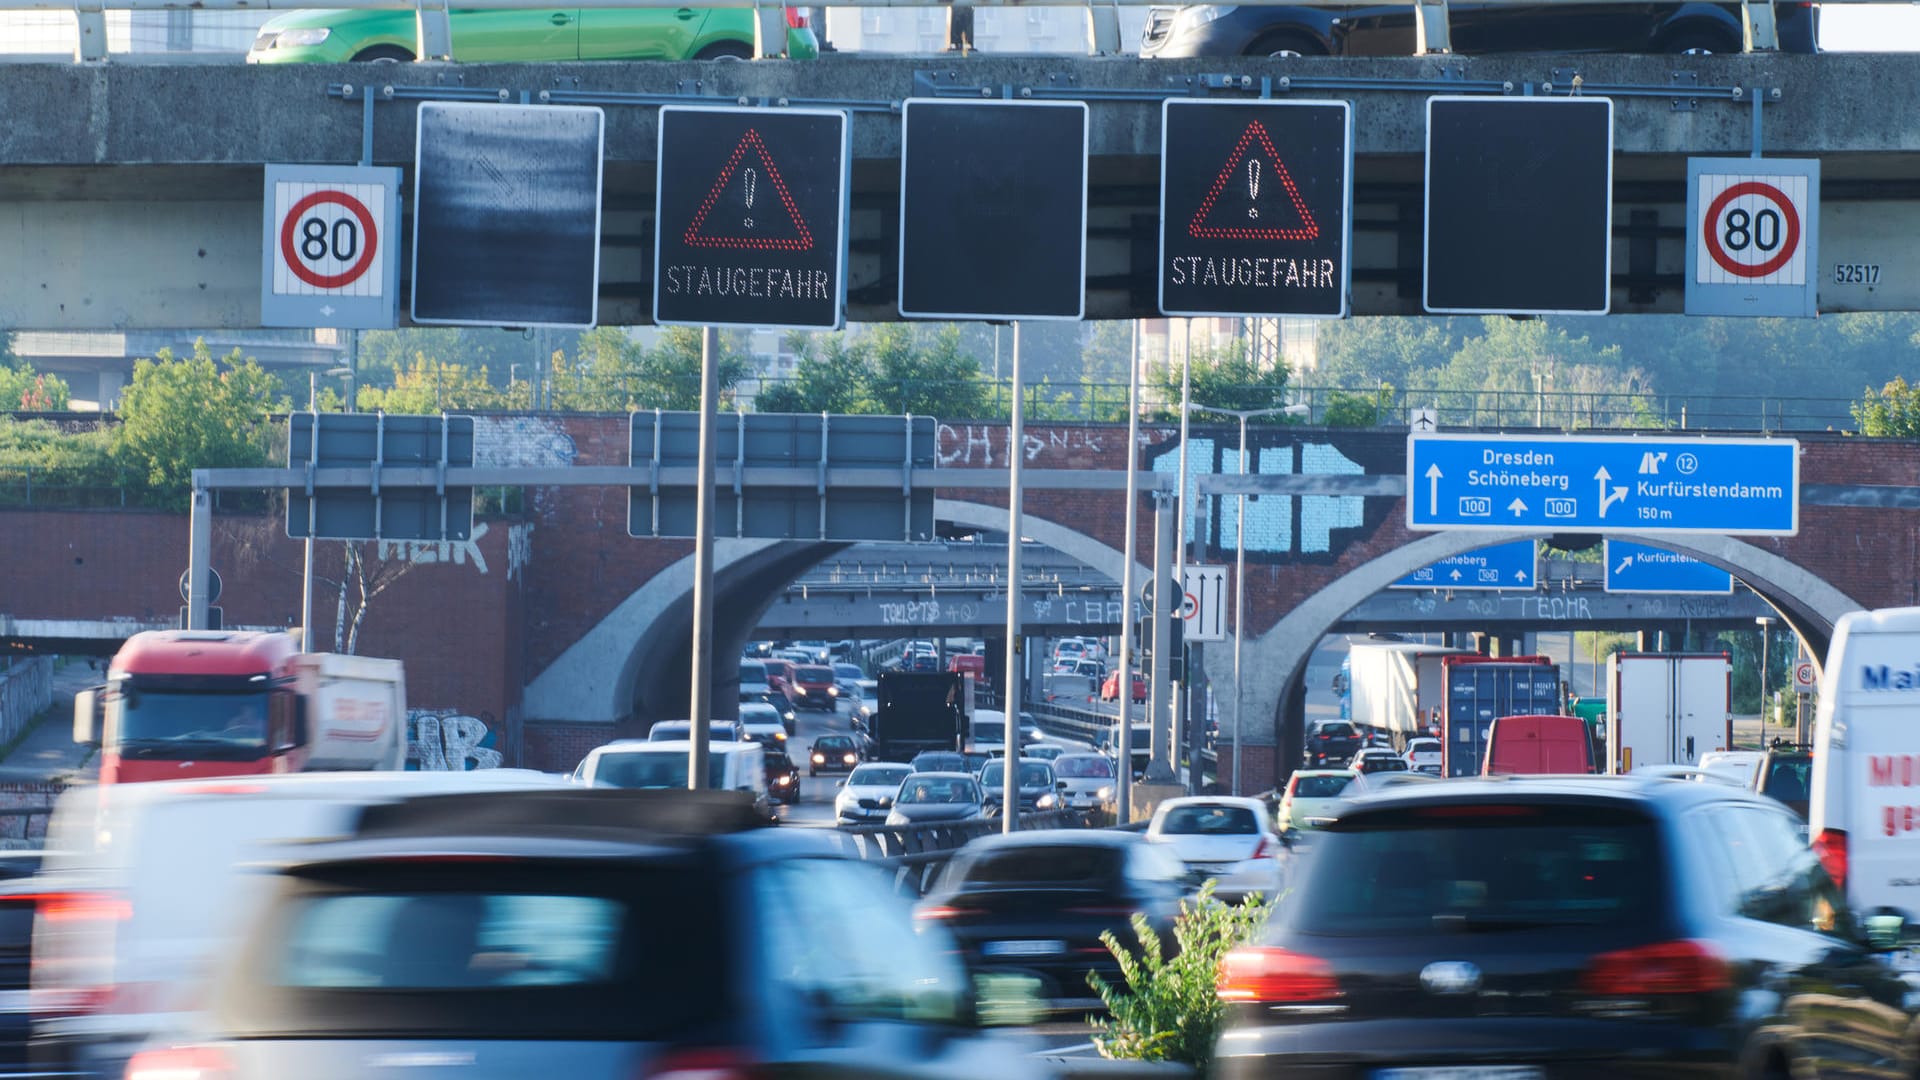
top-left (1278, 769), bottom-right (1357, 833)
top-left (1050, 752), bottom-right (1119, 811)
top-left (1697, 749), bottom-right (1763, 788)
top-left (1145, 796), bottom-right (1283, 903)
top-left (835, 761), bottom-right (914, 825)
top-left (1403, 737), bottom-right (1443, 775)
top-left (738, 706), bottom-right (789, 747)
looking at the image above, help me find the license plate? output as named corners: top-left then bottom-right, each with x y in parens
top-left (982, 939), bottom-right (1066, 958)
top-left (1382, 1060), bottom-right (1543, 1068)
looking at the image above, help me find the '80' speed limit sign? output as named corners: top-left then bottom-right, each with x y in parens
top-left (1685, 158), bottom-right (1820, 318)
top-left (260, 164), bottom-right (402, 329)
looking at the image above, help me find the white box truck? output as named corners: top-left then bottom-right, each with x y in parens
top-left (1606, 652), bottom-right (1731, 773)
top-left (1811, 607), bottom-right (1920, 929)
top-left (1347, 641), bottom-right (1469, 750)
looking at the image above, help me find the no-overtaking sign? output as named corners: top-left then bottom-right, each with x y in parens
top-left (260, 164), bottom-right (402, 329)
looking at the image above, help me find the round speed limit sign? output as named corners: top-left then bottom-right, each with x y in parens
top-left (261, 164), bottom-right (401, 328)
top-left (1695, 173), bottom-right (1810, 286)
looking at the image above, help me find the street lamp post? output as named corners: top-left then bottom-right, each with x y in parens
top-left (1757, 616), bottom-right (1775, 731)
top-left (1183, 401), bottom-right (1309, 796)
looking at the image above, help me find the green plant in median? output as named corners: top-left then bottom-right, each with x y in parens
top-left (1088, 881), bottom-right (1275, 1074)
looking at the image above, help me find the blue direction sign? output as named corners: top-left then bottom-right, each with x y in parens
top-left (1391, 540), bottom-right (1537, 591)
top-left (1407, 434), bottom-right (1799, 535)
top-left (1604, 540), bottom-right (1734, 595)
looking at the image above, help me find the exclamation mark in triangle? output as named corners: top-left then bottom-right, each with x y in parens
top-left (1188, 121), bottom-right (1320, 242)
top-left (684, 129), bottom-right (815, 252)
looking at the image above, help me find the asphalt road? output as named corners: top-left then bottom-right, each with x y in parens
top-left (772, 696), bottom-right (861, 827)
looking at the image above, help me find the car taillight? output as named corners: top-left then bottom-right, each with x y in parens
top-left (914, 905), bottom-right (981, 920)
top-left (29, 890), bottom-right (129, 1019)
top-left (1813, 828), bottom-right (1848, 891)
top-left (1581, 940), bottom-right (1729, 996)
top-left (1217, 946), bottom-right (1340, 1003)
top-left (1250, 836), bottom-right (1271, 860)
top-left (125, 1045), bottom-right (232, 1080)
top-left (642, 1048), bottom-right (760, 1080)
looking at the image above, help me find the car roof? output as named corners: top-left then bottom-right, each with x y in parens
top-left (961, 829), bottom-right (1140, 852)
top-left (1331, 774), bottom-right (1772, 817)
top-left (904, 771), bottom-right (977, 782)
top-left (1294, 769), bottom-right (1358, 779)
top-left (1154, 795), bottom-right (1270, 814)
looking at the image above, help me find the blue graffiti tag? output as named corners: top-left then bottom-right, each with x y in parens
top-left (1147, 435), bottom-right (1369, 560)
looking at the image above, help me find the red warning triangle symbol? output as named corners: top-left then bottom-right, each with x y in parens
top-left (683, 129), bottom-right (814, 252)
top-left (1187, 121), bottom-right (1321, 242)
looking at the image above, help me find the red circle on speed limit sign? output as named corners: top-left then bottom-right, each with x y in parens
top-left (1702, 180), bottom-right (1800, 279)
top-left (280, 189), bottom-right (379, 289)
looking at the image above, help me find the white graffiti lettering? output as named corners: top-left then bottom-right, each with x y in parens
top-left (408, 709), bottom-right (503, 771)
top-left (506, 523), bottom-right (533, 582)
top-left (380, 522), bottom-right (490, 574)
top-left (936, 424), bottom-right (1110, 467)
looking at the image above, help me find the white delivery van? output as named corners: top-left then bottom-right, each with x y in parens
top-left (1811, 607), bottom-right (1920, 928)
top-left (286, 651), bottom-right (407, 771)
top-left (1606, 652), bottom-right (1731, 772)
top-left (30, 769), bottom-right (570, 1079)
top-left (575, 740), bottom-right (771, 819)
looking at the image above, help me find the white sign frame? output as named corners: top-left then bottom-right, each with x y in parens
top-left (1685, 157), bottom-right (1821, 318)
top-left (1182, 564), bottom-right (1228, 643)
top-left (260, 164), bottom-right (402, 329)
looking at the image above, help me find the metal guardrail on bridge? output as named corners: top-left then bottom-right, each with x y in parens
top-left (3, 0), bottom-right (1826, 64)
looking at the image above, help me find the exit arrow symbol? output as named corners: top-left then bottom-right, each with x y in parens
top-left (1507, 498), bottom-right (1528, 516)
top-left (1425, 464), bottom-right (1442, 515)
top-left (1595, 466), bottom-right (1628, 518)
top-left (1615, 556), bottom-right (1633, 575)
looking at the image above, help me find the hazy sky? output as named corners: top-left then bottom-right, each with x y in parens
top-left (1817, 4), bottom-right (1920, 50)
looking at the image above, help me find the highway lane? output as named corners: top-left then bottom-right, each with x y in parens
top-left (772, 695), bottom-right (860, 827)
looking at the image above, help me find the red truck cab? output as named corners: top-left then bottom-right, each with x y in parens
top-left (1482, 714), bottom-right (1596, 776)
top-left (79, 631), bottom-right (306, 784)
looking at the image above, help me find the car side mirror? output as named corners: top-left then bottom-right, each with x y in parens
top-left (73, 688), bottom-right (100, 746)
top-left (836, 779), bottom-right (847, 788)
top-left (1057, 779), bottom-right (1070, 790)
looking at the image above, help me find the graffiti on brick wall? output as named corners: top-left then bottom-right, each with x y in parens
top-left (936, 424), bottom-right (1107, 468)
top-left (377, 522), bottom-right (533, 578)
top-left (473, 416), bottom-right (579, 468)
top-left (408, 709), bottom-right (504, 771)
top-left (1146, 433), bottom-right (1398, 564)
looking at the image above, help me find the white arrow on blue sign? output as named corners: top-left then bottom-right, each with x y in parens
top-left (1390, 540), bottom-right (1537, 591)
top-left (1407, 434), bottom-right (1798, 535)
top-left (1603, 540), bottom-right (1734, 595)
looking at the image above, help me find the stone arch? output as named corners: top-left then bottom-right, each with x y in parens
top-left (932, 498), bottom-right (1149, 585)
top-left (1237, 529), bottom-right (1865, 791)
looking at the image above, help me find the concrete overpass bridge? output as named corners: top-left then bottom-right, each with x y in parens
top-left (5, 53), bottom-right (1920, 328)
top-left (0, 411), bottom-right (1908, 784)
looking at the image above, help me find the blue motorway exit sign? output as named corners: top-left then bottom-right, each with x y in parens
top-left (1391, 540), bottom-right (1537, 591)
top-left (1407, 434), bottom-right (1798, 535)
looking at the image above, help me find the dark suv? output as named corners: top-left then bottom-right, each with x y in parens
top-left (1306, 720), bottom-right (1364, 767)
top-left (1756, 740), bottom-right (1814, 819)
top-left (1142, 0), bottom-right (1817, 58)
top-left (1215, 776), bottom-right (1917, 1078)
top-left (135, 789), bottom-right (1049, 1080)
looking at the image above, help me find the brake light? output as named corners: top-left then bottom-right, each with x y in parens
top-left (29, 890), bottom-right (129, 1019)
top-left (1250, 836), bottom-right (1271, 860)
top-left (124, 1044), bottom-right (232, 1080)
top-left (1581, 939), bottom-right (1729, 996)
top-left (1813, 828), bottom-right (1848, 892)
top-left (640, 1048), bottom-right (763, 1080)
top-left (1217, 946), bottom-right (1341, 1003)
top-left (914, 905), bottom-right (981, 920)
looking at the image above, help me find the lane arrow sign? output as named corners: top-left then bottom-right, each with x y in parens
top-left (1507, 497), bottom-right (1528, 516)
top-left (1426, 464), bottom-right (1442, 515)
top-left (1514, 569), bottom-right (1528, 582)
top-left (1449, 569), bottom-right (1463, 581)
top-left (1595, 466), bottom-right (1628, 518)
top-left (1615, 556), bottom-right (1633, 574)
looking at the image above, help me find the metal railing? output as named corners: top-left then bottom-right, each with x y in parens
top-left (1, 0), bottom-right (1816, 63)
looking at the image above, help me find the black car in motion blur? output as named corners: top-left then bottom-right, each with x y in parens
top-left (764, 746), bottom-right (801, 805)
top-left (1306, 720), bottom-right (1364, 768)
top-left (128, 790), bottom-right (1049, 1080)
top-left (1141, 0), bottom-right (1817, 58)
top-left (1214, 777), bottom-right (1918, 1079)
top-left (917, 832), bottom-right (1189, 1011)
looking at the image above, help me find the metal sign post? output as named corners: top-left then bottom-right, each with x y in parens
top-left (688, 325), bottom-right (721, 790)
top-left (1002, 322), bottom-right (1025, 833)
top-left (1115, 320), bottom-right (1141, 823)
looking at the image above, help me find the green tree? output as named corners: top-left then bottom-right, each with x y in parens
top-left (0, 417), bottom-right (118, 504)
top-left (755, 334), bottom-right (878, 414)
top-left (357, 355), bottom-right (510, 413)
top-left (1150, 340), bottom-right (1292, 417)
top-left (869, 325), bottom-right (992, 420)
top-left (1321, 383), bottom-right (1396, 427)
top-left (1851, 375), bottom-right (1920, 436)
top-left (0, 363), bottom-right (71, 411)
top-left (112, 342), bottom-right (282, 507)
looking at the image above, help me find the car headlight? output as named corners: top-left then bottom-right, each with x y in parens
top-left (1035, 794), bottom-right (1057, 809)
top-left (1096, 786), bottom-right (1113, 801)
top-left (812, 753), bottom-right (826, 764)
top-left (843, 753), bottom-right (857, 764)
top-left (776, 775), bottom-right (793, 786)
top-left (775, 731), bottom-right (787, 741)
top-left (273, 26), bottom-right (332, 46)
top-left (784, 710), bottom-right (796, 722)
top-left (828, 686), bottom-right (839, 696)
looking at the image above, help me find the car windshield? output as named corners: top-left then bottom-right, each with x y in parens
top-left (739, 662), bottom-right (768, 684)
top-left (1293, 775), bottom-right (1354, 798)
top-left (913, 754), bottom-right (964, 772)
top-left (897, 778), bottom-right (978, 804)
top-left (1160, 805), bottom-right (1259, 835)
top-left (816, 737), bottom-right (854, 752)
top-left (1054, 756), bottom-right (1114, 779)
top-left (979, 762), bottom-right (1052, 787)
top-left (1409, 741), bottom-right (1440, 755)
top-left (1365, 757), bottom-right (1409, 772)
top-left (1318, 723), bottom-right (1356, 737)
top-left (958, 845), bottom-right (1120, 887)
top-left (1291, 804), bottom-right (1662, 936)
top-left (591, 752), bottom-right (728, 789)
top-left (797, 667), bottom-right (834, 683)
top-left (1763, 756), bottom-right (1812, 802)
top-left (835, 665), bottom-right (863, 679)
top-left (115, 687), bottom-right (269, 751)
top-left (849, 765), bottom-right (910, 786)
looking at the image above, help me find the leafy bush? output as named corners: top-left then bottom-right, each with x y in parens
top-left (1088, 882), bottom-right (1275, 1074)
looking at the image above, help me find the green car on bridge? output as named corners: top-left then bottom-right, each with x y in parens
top-left (245, 5), bottom-right (818, 63)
